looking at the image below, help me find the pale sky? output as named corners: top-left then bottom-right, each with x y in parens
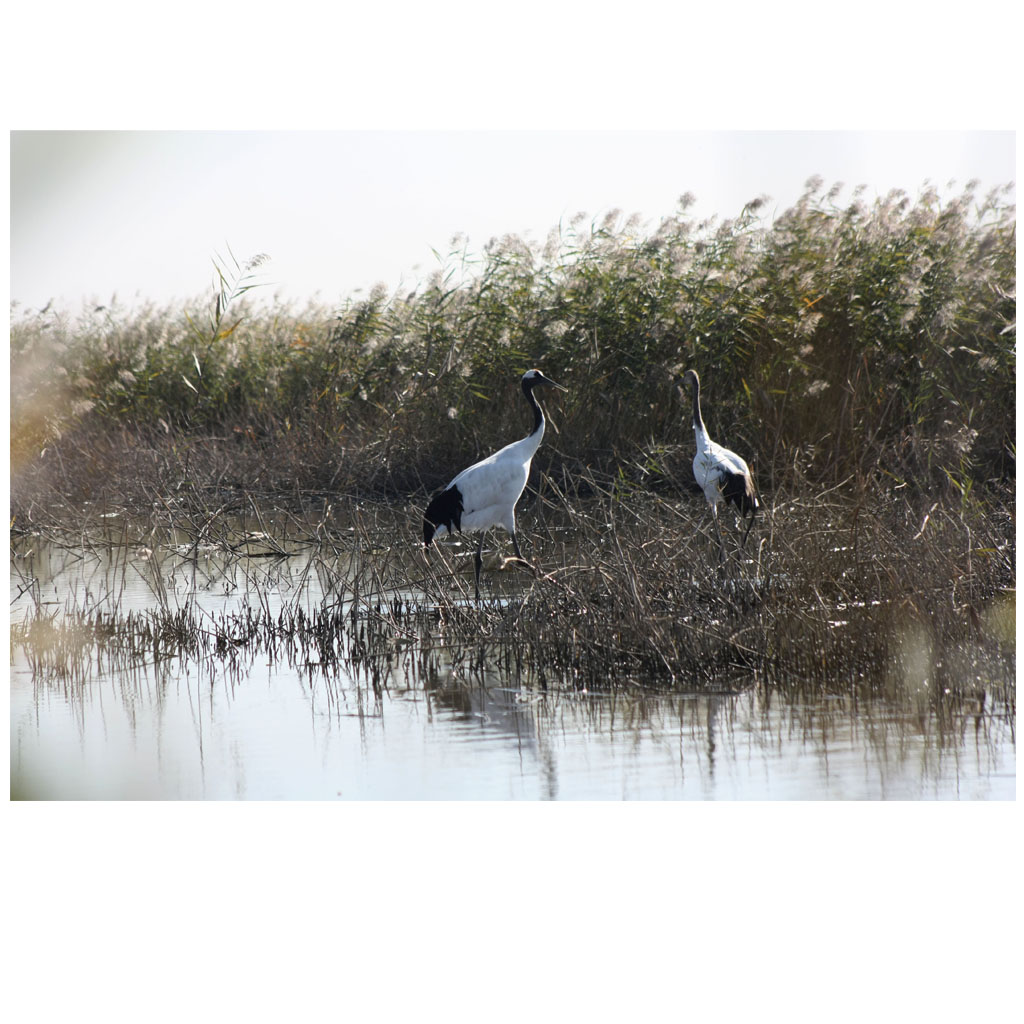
top-left (10, 130), bottom-right (1016, 314)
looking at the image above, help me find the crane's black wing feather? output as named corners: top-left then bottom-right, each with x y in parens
top-left (423, 485), bottom-right (464, 546)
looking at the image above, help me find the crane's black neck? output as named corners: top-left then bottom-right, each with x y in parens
top-left (689, 374), bottom-right (707, 434)
top-left (522, 378), bottom-right (545, 436)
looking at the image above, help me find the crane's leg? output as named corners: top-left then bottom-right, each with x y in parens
top-left (740, 508), bottom-right (755, 550)
top-left (511, 532), bottom-right (525, 562)
top-left (474, 533), bottom-right (485, 602)
top-left (712, 506), bottom-right (726, 563)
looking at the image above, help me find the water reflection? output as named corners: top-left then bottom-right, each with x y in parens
top-left (10, 532), bottom-right (1015, 800)
top-left (11, 651), bottom-right (1014, 799)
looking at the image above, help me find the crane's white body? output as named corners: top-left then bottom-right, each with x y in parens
top-left (431, 428), bottom-right (542, 541)
top-left (692, 426), bottom-right (755, 514)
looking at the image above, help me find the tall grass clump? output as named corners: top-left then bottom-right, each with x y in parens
top-left (10, 178), bottom-right (1015, 521)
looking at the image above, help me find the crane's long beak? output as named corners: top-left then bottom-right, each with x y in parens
top-left (543, 377), bottom-right (568, 392)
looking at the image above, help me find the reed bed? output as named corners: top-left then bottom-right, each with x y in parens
top-left (11, 468), bottom-right (1015, 739)
top-left (11, 178), bottom-right (1015, 522)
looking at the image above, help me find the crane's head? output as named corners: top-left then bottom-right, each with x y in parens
top-left (681, 368), bottom-right (700, 390)
top-left (521, 368), bottom-right (567, 392)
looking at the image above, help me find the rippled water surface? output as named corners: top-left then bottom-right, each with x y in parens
top-left (10, 530), bottom-right (1015, 800)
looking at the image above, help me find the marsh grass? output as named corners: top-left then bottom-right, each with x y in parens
top-left (11, 468), bottom-right (1015, 741)
top-left (10, 179), bottom-right (1015, 521)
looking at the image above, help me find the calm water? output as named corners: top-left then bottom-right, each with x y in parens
top-left (10, 534), bottom-right (1015, 800)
